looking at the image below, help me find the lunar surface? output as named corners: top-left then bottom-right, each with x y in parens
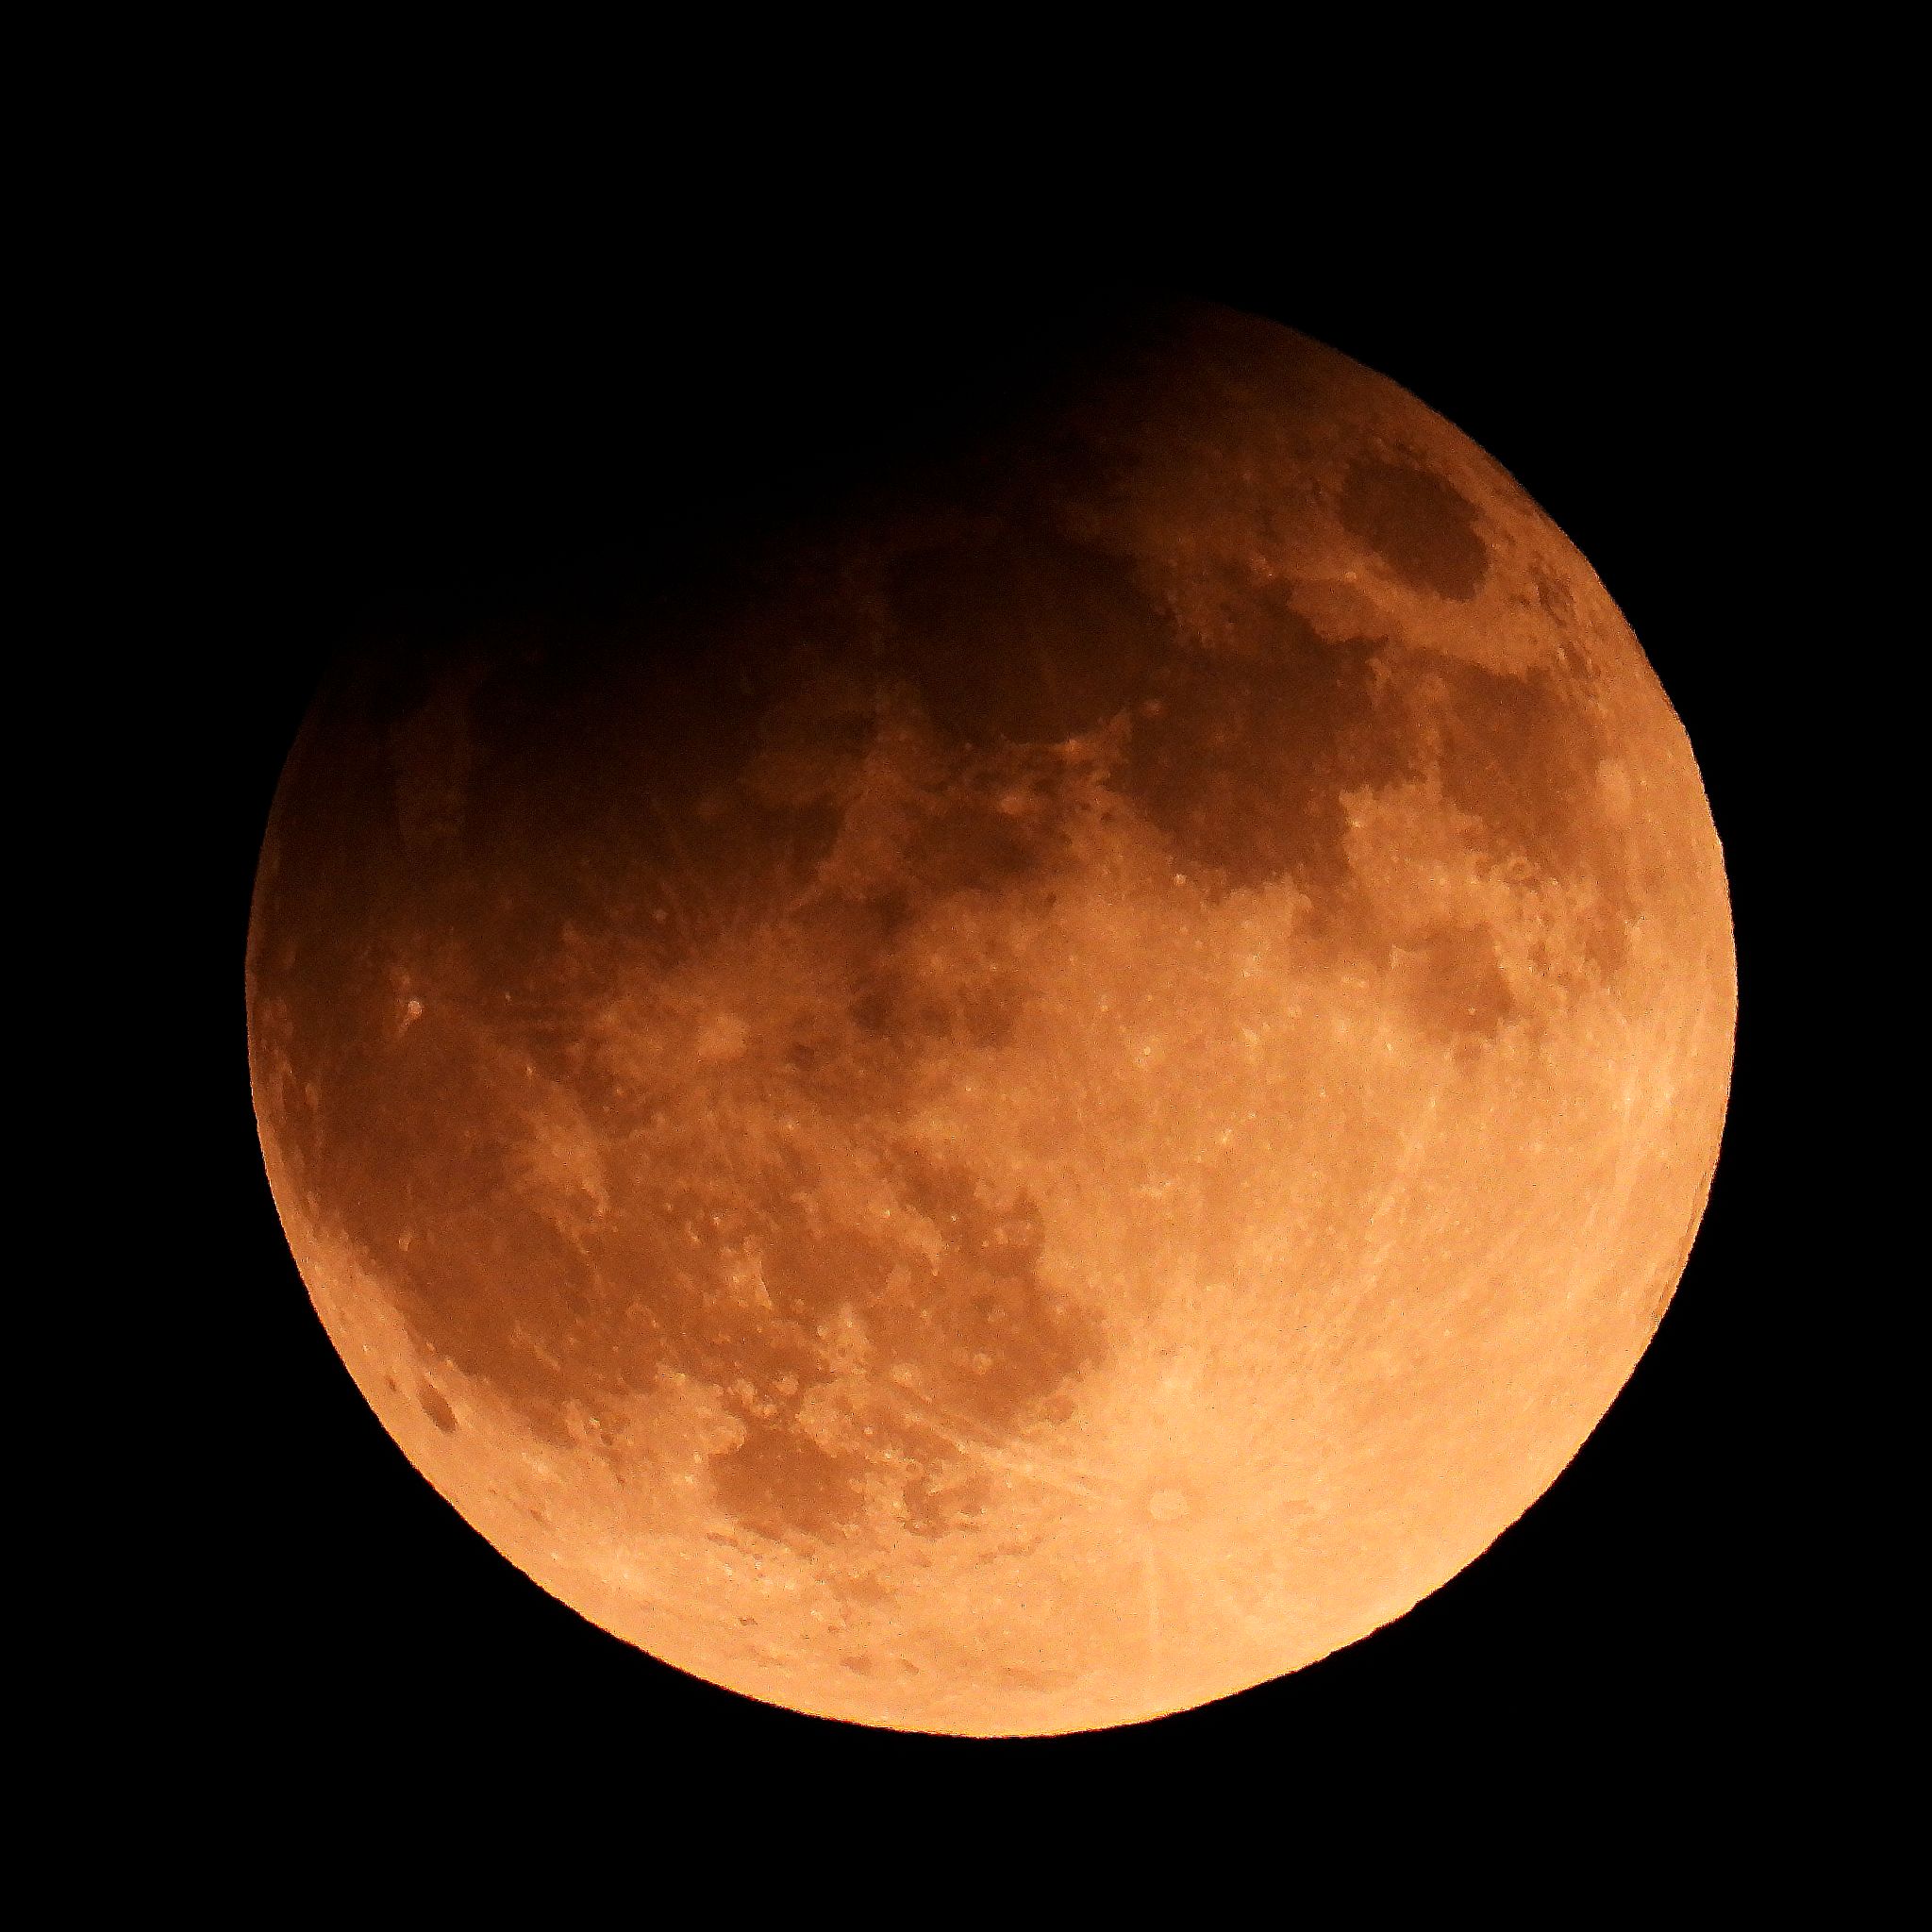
top-left (247, 299), bottom-right (1734, 1735)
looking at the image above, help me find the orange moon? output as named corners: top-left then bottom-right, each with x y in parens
top-left (247, 298), bottom-right (1734, 1736)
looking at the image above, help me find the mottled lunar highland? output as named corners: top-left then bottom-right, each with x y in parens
top-left (248, 300), bottom-right (1734, 1735)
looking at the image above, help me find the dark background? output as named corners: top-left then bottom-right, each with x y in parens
top-left (196, 227), bottom-right (1789, 1810)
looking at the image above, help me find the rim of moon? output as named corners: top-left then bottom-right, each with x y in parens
top-left (249, 299), bottom-right (1733, 1736)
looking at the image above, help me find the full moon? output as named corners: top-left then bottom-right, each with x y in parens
top-left (247, 298), bottom-right (1734, 1735)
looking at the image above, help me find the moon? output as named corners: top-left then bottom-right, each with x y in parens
top-left (246, 296), bottom-right (1734, 1736)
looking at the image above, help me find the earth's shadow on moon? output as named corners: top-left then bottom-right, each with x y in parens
top-left (241, 279), bottom-right (1740, 1748)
